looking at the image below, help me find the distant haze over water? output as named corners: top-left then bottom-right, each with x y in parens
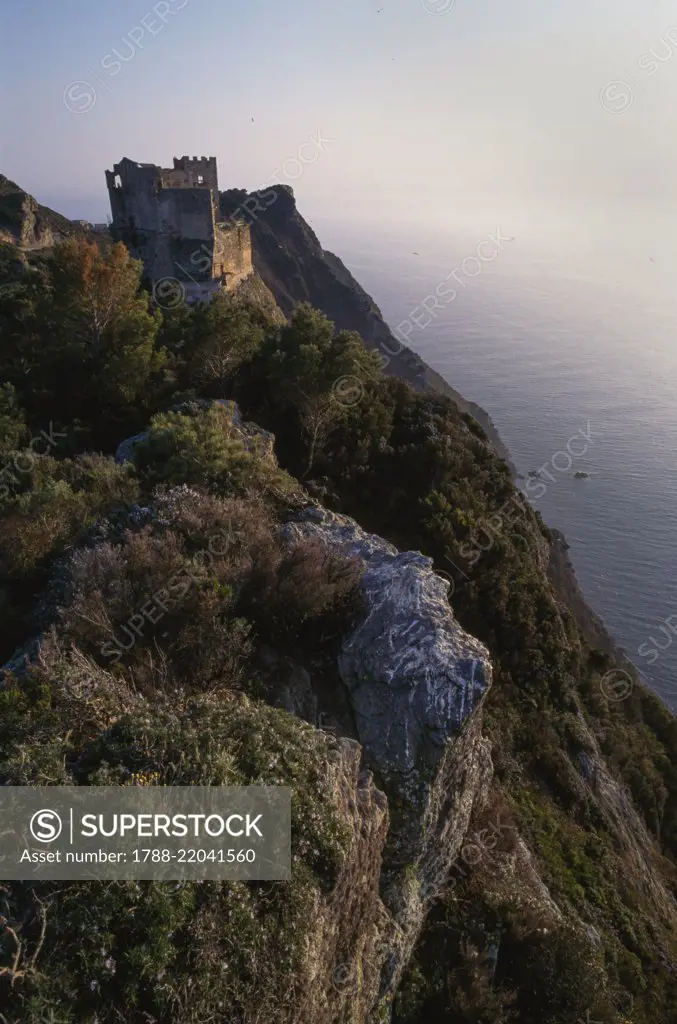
top-left (313, 197), bottom-right (677, 711)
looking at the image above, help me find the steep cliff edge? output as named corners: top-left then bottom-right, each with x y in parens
top-left (0, 175), bottom-right (512, 470)
top-left (5, 392), bottom-right (675, 1022)
top-left (284, 506), bottom-right (494, 1010)
top-left (2, 402), bottom-right (495, 1022)
top-left (220, 185), bottom-right (515, 472)
top-left (0, 175), bottom-right (80, 250)
top-left (3, 190), bottom-right (677, 1023)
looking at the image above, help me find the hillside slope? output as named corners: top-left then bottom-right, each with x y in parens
top-left (221, 185), bottom-right (515, 472)
top-left (2, 202), bottom-right (677, 1023)
top-left (0, 175), bottom-right (80, 250)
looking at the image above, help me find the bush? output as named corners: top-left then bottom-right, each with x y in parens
top-left (134, 403), bottom-right (296, 502)
top-left (57, 519), bottom-right (251, 694)
top-left (241, 534), bottom-right (364, 645)
top-left (0, 382), bottom-right (28, 452)
top-left (0, 682), bottom-right (349, 1023)
top-left (0, 454), bottom-right (139, 574)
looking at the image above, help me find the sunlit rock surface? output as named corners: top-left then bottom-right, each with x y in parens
top-left (285, 506), bottom-right (491, 781)
top-left (285, 507), bottom-right (494, 1014)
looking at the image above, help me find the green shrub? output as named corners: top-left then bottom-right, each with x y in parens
top-left (134, 404), bottom-right (296, 501)
top-left (0, 675), bottom-right (349, 1023)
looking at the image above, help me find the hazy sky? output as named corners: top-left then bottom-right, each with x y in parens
top-left (2, 0), bottom-right (677, 223)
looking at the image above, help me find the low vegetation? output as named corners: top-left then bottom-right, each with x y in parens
top-left (1, 237), bottom-right (676, 1022)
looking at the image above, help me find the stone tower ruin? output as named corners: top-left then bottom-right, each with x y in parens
top-left (105, 156), bottom-right (252, 303)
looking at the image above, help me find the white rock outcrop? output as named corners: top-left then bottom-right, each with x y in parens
top-left (285, 507), bottom-right (494, 1015)
top-left (286, 507), bottom-right (491, 783)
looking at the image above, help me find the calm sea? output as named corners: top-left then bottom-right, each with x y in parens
top-left (313, 197), bottom-right (677, 711)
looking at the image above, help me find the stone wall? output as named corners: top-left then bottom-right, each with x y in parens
top-left (156, 187), bottom-right (215, 282)
top-left (173, 155), bottom-right (218, 197)
top-left (214, 220), bottom-right (253, 289)
top-left (106, 156), bottom-right (251, 299)
top-left (106, 159), bottom-right (159, 233)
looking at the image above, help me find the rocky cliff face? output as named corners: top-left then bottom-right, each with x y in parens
top-left (294, 734), bottom-right (390, 1024)
top-left (86, 413), bottom-right (496, 1021)
top-left (4, 180), bottom-right (677, 1021)
top-left (286, 508), bottom-right (491, 785)
top-left (36, 396), bottom-right (677, 1021)
top-left (0, 173), bottom-right (512, 470)
top-left (0, 175), bottom-right (77, 250)
top-left (284, 505), bottom-right (494, 1016)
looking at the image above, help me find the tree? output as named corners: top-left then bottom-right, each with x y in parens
top-left (187, 292), bottom-right (264, 393)
top-left (0, 382), bottom-right (28, 453)
top-left (0, 244), bottom-right (43, 393)
top-left (18, 240), bottom-right (167, 440)
top-left (260, 303), bottom-right (383, 475)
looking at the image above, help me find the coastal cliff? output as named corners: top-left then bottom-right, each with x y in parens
top-left (0, 175), bottom-right (80, 250)
top-left (221, 184), bottom-right (515, 472)
top-left (1, 189), bottom-right (677, 1023)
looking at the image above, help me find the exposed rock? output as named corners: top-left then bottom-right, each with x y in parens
top-left (298, 736), bottom-right (389, 1024)
top-left (573, 710), bottom-right (677, 923)
top-left (1, 172), bottom-right (515, 472)
top-left (475, 833), bottom-right (564, 928)
top-left (532, 526), bottom-right (552, 575)
top-left (221, 399), bottom-right (276, 460)
top-left (0, 633), bottom-right (46, 682)
top-left (257, 646), bottom-right (319, 724)
top-left (377, 714), bottom-right (493, 1014)
top-left (285, 506), bottom-right (494, 1014)
top-left (585, 923), bottom-right (603, 949)
top-left (547, 527), bottom-right (622, 656)
top-left (7, 403), bottom-right (497, 1021)
top-left (232, 267), bottom-right (286, 324)
top-left (114, 431), bottom-right (149, 465)
top-left (0, 175), bottom-right (79, 250)
top-left (286, 507), bottom-right (492, 784)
